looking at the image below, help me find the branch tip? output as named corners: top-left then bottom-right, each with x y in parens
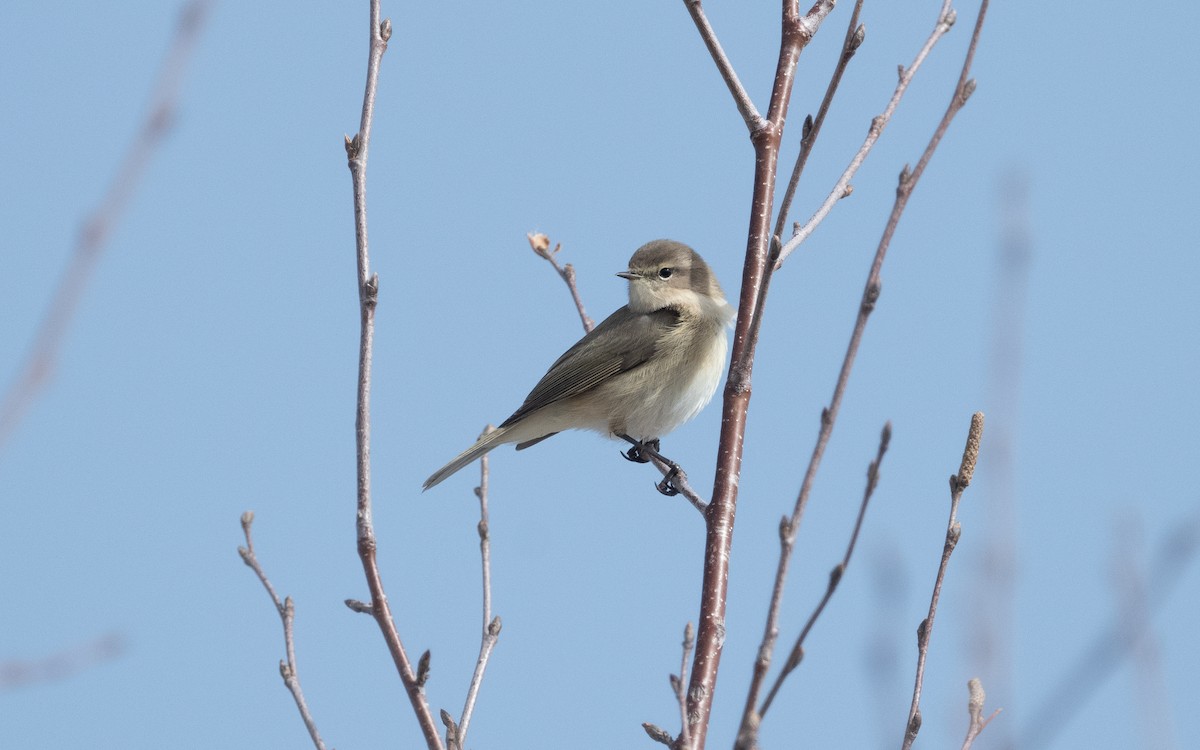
top-left (642, 722), bottom-right (673, 746)
top-left (850, 23), bottom-right (866, 52)
top-left (416, 649), bottom-right (431, 687)
top-left (957, 411), bottom-right (984, 486)
top-left (526, 231), bottom-right (552, 258)
top-left (967, 677), bottom-right (985, 720)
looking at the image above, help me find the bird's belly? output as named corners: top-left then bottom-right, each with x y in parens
top-left (610, 324), bottom-right (727, 441)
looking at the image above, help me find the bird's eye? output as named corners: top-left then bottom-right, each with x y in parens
top-left (658, 267), bottom-right (673, 279)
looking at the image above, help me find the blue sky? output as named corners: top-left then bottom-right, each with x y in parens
top-left (2, 2), bottom-right (1198, 748)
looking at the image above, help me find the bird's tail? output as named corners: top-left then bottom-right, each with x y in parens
top-left (423, 426), bottom-right (511, 491)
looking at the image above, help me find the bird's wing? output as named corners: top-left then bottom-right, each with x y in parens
top-left (500, 306), bottom-right (680, 427)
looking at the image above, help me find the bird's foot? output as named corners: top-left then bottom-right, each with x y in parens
top-left (656, 466), bottom-right (682, 497)
top-left (619, 435), bottom-right (660, 464)
top-left (617, 435), bottom-right (683, 496)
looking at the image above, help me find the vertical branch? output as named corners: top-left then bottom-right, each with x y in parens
top-left (676, 623), bottom-right (696, 749)
top-left (458, 428), bottom-right (503, 747)
top-left (344, 5), bottom-right (443, 749)
top-left (682, 3), bottom-right (836, 747)
top-left (0, 0), bottom-right (213, 454)
top-left (901, 412), bottom-right (984, 750)
top-left (741, 0), bottom-right (863, 365)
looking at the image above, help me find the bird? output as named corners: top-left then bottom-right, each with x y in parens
top-left (423, 239), bottom-right (733, 493)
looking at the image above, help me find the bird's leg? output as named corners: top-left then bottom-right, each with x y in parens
top-left (617, 434), bottom-right (683, 496)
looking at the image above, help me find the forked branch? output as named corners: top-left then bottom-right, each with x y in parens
top-left (238, 513), bottom-right (329, 750)
top-left (681, 3), bottom-right (836, 747)
top-left (344, 4), bottom-right (443, 748)
top-left (740, 2), bottom-right (990, 741)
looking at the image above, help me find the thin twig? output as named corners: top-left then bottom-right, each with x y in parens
top-left (740, 2), bottom-right (989, 736)
top-left (238, 513), bottom-right (329, 750)
top-left (960, 678), bottom-right (1001, 749)
top-left (675, 623), bottom-right (696, 749)
top-left (743, 0), bottom-right (865, 358)
top-left (901, 412), bottom-right (985, 750)
top-left (683, 3), bottom-right (836, 746)
top-left (775, 1), bottom-right (958, 269)
top-left (527, 233), bottom-right (594, 332)
top-left (681, 0), bottom-right (766, 132)
top-left (648, 454), bottom-right (708, 516)
top-left (772, 0), bottom-right (865, 252)
top-left (755, 421), bottom-right (891, 724)
top-left (0, 0), bottom-right (213, 455)
top-left (344, 6), bottom-right (443, 749)
top-left (457, 427), bottom-right (502, 748)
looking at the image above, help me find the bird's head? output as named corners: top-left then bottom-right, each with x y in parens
top-left (618, 239), bottom-right (730, 321)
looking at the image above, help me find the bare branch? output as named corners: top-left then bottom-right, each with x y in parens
top-left (753, 421), bottom-right (891, 726)
top-left (742, 0), bottom-right (865, 361)
top-left (776, 1), bottom-right (957, 268)
top-left (902, 412), bottom-right (985, 750)
top-left (344, 5), bottom-right (443, 748)
top-left (681, 0), bottom-right (766, 132)
top-left (528, 233), bottom-right (595, 332)
top-left (741, 2), bottom-right (991, 738)
top-left (238, 513), bottom-right (329, 750)
top-left (675, 623), bottom-right (696, 749)
top-left (648, 454), bottom-right (709, 516)
top-left (0, 0), bottom-right (213, 455)
top-left (457, 427), bottom-right (502, 747)
top-left (683, 4), bottom-right (837, 746)
top-left (772, 0), bottom-right (865, 253)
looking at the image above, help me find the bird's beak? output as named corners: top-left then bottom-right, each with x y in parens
top-left (616, 270), bottom-right (636, 280)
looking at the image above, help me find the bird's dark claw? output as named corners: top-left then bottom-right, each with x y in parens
top-left (621, 445), bottom-right (650, 463)
top-left (620, 437), bottom-right (660, 464)
top-left (656, 468), bottom-right (681, 497)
